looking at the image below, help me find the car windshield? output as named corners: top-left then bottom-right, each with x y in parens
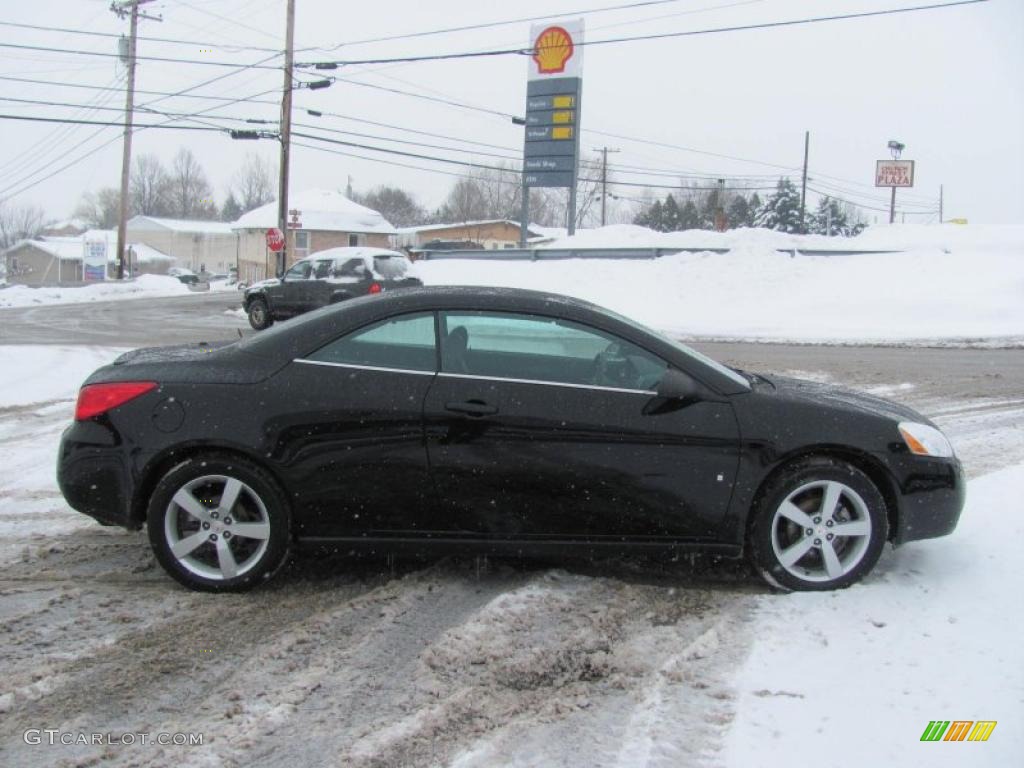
top-left (373, 255), bottom-right (410, 279)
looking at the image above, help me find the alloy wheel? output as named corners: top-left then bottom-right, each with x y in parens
top-left (164, 474), bottom-right (271, 581)
top-left (769, 480), bottom-right (873, 583)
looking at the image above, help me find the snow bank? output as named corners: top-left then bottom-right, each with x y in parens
top-left (0, 345), bottom-right (128, 408)
top-left (0, 274), bottom-right (191, 309)
top-left (416, 228), bottom-right (1024, 344)
top-left (724, 463), bottom-right (1024, 767)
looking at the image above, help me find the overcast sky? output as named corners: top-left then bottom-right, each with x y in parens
top-left (2, 0), bottom-right (1021, 225)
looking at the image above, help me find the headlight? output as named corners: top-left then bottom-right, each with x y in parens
top-left (898, 421), bottom-right (954, 458)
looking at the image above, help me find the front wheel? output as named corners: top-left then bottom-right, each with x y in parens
top-left (147, 455), bottom-right (291, 591)
top-left (247, 297), bottom-right (273, 330)
top-left (748, 458), bottom-right (888, 591)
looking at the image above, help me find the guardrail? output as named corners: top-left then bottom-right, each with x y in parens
top-left (417, 247), bottom-right (903, 261)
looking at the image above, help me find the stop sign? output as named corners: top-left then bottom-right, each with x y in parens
top-left (265, 228), bottom-right (285, 252)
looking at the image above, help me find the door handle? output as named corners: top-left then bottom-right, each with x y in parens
top-left (445, 401), bottom-right (498, 417)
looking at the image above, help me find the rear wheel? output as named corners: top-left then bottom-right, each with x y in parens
top-left (748, 458), bottom-right (888, 591)
top-left (147, 455), bottom-right (290, 592)
top-left (247, 297), bottom-right (273, 330)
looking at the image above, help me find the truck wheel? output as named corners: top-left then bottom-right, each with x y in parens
top-left (247, 297), bottom-right (273, 330)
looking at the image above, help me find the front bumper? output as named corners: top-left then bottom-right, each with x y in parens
top-left (892, 455), bottom-right (966, 545)
top-left (57, 423), bottom-right (139, 529)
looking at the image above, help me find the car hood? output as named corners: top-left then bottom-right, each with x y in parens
top-left (761, 374), bottom-right (929, 424)
top-left (247, 277), bottom-right (280, 291)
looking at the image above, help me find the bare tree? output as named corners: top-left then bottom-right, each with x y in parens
top-left (129, 154), bottom-right (171, 217)
top-left (74, 187), bottom-right (121, 229)
top-left (354, 185), bottom-right (426, 227)
top-left (0, 200), bottom-right (46, 249)
top-left (231, 152), bottom-right (275, 213)
top-left (168, 148), bottom-right (217, 220)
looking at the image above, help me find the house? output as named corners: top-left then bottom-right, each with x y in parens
top-left (394, 220), bottom-right (545, 251)
top-left (233, 189), bottom-right (396, 283)
top-left (2, 238), bottom-right (84, 285)
top-left (126, 216), bottom-right (238, 274)
top-left (1, 234), bottom-right (174, 286)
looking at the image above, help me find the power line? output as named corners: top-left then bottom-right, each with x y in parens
top-left (0, 113), bottom-right (223, 131)
top-left (0, 19), bottom-right (283, 54)
top-left (0, 41), bottom-right (283, 71)
top-left (298, 1), bottom-right (989, 68)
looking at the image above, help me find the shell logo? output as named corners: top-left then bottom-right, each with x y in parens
top-left (532, 26), bottom-right (574, 74)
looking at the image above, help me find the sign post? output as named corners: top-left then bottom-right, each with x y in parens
top-left (523, 19), bottom-right (584, 237)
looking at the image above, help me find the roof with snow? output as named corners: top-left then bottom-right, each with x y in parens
top-left (127, 215), bottom-right (235, 235)
top-left (232, 189), bottom-right (395, 234)
top-left (2, 237), bottom-right (84, 261)
top-left (395, 219), bottom-right (545, 235)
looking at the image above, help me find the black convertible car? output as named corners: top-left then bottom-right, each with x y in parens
top-left (57, 287), bottom-right (964, 592)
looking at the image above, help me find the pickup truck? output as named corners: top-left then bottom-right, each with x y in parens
top-left (243, 247), bottom-right (421, 330)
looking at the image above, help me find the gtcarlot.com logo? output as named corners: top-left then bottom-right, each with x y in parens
top-left (921, 720), bottom-right (997, 742)
top-left (24, 729), bottom-right (204, 747)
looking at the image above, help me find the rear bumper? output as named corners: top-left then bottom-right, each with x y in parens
top-left (892, 456), bottom-right (966, 545)
top-left (57, 423), bottom-right (139, 529)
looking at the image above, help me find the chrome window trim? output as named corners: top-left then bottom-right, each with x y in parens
top-left (294, 359), bottom-right (657, 395)
top-left (294, 359), bottom-right (436, 376)
top-left (437, 371), bottom-right (656, 396)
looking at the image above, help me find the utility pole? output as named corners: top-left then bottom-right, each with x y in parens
top-left (276, 0), bottom-right (296, 277)
top-left (799, 130), bottom-right (809, 234)
top-left (939, 184), bottom-right (944, 223)
top-left (594, 147), bottom-right (619, 227)
top-left (110, 0), bottom-right (159, 280)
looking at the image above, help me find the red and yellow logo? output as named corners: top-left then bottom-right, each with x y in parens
top-left (532, 26), bottom-right (574, 74)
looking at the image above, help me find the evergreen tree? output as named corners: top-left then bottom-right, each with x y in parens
top-left (661, 195), bottom-right (681, 231)
top-left (221, 192), bottom-right (243, 223)
top-left (747, 193), bottom-right (762, 226)
top-left (634, 199), bottom-right (664, 230)
top-left (809, 196), bottom-right (847, 236)
top-left (679, 200), bottom-right (700, 230)
top-left (755, 178), bottom-right (802, 233)
top-left (726, 195), bottom-right (750, 229)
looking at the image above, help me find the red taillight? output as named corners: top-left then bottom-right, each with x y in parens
top-left (75, 381), bottom-right (158, 421)
top-left (368, 282), bottom-right (382, 294)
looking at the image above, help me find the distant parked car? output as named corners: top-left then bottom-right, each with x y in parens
top-left (242, 247), bottom-right (422, 330)
top-left (175, 274), bottom-right (200, 285)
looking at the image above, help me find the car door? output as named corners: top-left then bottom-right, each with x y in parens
top-left (268, 312), bottom-right (440, 538)
top-left (277, 260), bottom-right (314, 315)
top-left (307, 258), bottom-right (336, 308)
top-left (422, 311), bottom-right (741, 542)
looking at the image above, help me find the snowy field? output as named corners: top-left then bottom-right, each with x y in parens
top-left (0, 343), bottom-right (1020, 766)
top-left (416, 224), bottom-right (1024, 346)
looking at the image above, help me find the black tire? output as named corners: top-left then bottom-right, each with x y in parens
top-left (247, 297), bottom-right (273, 330)
top-left (748, 457), bottom-right (888, 591)
top-left (146, 455), bottom-right (291, 592)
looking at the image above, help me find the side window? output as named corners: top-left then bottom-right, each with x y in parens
top-left (335, 258), bottom-right (368, 278)
top-left (439, 312), bottom-right (667, 390)
top-left (283, 262), bottom-right (311, 281)
top-left (306, 312), bottom-right (436, 372)
top-left (313, 260), bottom-right (332, 279)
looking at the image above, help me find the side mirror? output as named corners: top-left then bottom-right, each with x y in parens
top-left (656, 368), bottom-right (701, 401)
top-left (645, 369), bottom-right (707, 415)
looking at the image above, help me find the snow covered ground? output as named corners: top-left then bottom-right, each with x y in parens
top-left (0, 343), bottom-right (1020, 766)
top-left (0, 274), bottom-right (193, 309)
top-left (416, 224), bottom-right (1024, 346)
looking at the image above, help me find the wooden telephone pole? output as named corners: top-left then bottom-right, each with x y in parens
top-left (276, 0), bottom-right (296, 277)
top-left (594, 147), bottom-right (620, 227)
top-left (111, 0), bottom-right (160, 280)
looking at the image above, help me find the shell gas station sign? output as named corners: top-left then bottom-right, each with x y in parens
top-left (523, 19), bottom-right (584, 191)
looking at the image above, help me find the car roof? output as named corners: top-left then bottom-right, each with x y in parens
top-left (299, 247), bottom-right (405, 262)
